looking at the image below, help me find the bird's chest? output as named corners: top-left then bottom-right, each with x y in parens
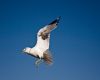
top-left (34, 48), bottom-right (44, 58)
top-left (37, 37), bottom-right (49, 49)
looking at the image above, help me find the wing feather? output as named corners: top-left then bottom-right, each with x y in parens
top-left (35, 17), bottom-right (60, 52)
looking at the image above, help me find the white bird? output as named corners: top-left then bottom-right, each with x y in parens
top-left (23, 17), bottom-right (60, 66)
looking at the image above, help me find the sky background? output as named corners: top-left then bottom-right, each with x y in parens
top-left (0, 0), bottom-right (100, 80)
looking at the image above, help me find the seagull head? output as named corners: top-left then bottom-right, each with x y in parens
top-left (23, 47), bottom-right (31, 53)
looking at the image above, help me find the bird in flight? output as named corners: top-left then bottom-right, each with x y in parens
top-left (23, 17), bottom-right (60, 66)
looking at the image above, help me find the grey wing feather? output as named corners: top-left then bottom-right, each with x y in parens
top-left (42, 17), bottom-right (60, 34)
top-left (38, 17), bottom-right (60, 40)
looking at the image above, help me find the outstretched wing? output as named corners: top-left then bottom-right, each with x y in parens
top-left (38, 17), bottom-right (60, 40)
top-left (35, 17), bottom-right (60, 52)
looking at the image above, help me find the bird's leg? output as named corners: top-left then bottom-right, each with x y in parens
top-left (35, 58), bottom-right (42, 66)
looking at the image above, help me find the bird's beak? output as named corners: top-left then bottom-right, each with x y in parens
top-left (22, 49), bottom-right (25, 53)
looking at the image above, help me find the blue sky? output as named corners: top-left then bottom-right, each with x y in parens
top-left (0, 0), bottom-right (100, 80)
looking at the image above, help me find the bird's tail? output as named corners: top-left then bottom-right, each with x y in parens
top-left (43, 49), bottom-right (53, 65)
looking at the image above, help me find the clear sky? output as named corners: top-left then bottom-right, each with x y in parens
top-left (0, 0), bottom-right (100, 80)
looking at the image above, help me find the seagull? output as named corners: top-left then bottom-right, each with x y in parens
top-left (23, 17), bottom-right (60, 66)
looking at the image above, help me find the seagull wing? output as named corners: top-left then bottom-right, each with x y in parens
top-left (35, 17), bottom-right (60, 52)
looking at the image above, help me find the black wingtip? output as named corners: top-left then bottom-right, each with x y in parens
top-left (49, 16), bottom-right (61, 25)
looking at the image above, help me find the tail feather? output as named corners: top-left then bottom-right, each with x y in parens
top-left (43, 50), bottom-right (53, 65)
